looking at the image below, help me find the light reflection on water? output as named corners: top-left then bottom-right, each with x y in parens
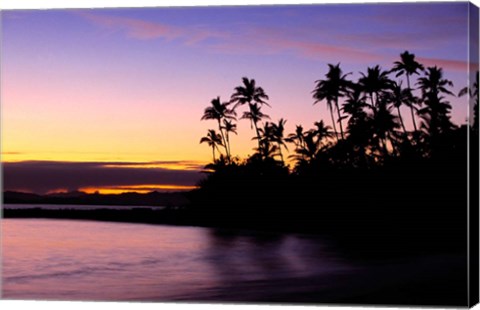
top-left (2, 218), bottom-right (351, 301)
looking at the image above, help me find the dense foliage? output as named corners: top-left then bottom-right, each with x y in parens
top-left (191, 51), bottom-right (478, 248)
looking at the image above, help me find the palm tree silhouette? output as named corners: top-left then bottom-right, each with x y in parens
top-left (459, 71), bottom-right (479, 132)
top-left (383, 81), bottom-right (416, 134)
top-left (200, 129), bottom-right (224, 162)
top-left (256, 122), bottom-right (278, 160)
top-left (201, 97), bottom-right (236, 159)
top-left (231, 77), bottom-right (270, 148)
top-left (290, 121), bottom-right (333, 166)
top-left (310, 120), bottom-right (334, 144)
top-left (359, 65), bottom-right (393, 113)
top-left (417, 66), bottom-right (455, 148)
top-left (292, 131), bottom-right (323, 164)
top-left (270, 118), bottom-right (288, 162)
top-left (391, 51), bottom-right (425, 132)
top-left (222, 119), bottom-right (237, 158)
top-left (417, 66), bottom-right (454, 98)
top-left (290, 133), bottom-right (312, 163)
top-left (286, 125), bottom-right (305, 149)
top-left (373, 99), bottom-right (400, 156)
top-left (472, 72), bottom-right (479, 132)
top-left (313, 85), bottom-right (338, 140)
top-left (241, 102), bottom-right (270, 148)
top-left (342, 85), bottom-right (369, 130)
top-left (313, 63), bottom-right (351, 140)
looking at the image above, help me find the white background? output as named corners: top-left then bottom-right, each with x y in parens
top-left (1, 0), bottom-right (479, 310)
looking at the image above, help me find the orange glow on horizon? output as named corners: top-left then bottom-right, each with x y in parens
top-left (101, 162), bottom-right (205, 170)
top-left (0, 157), bottom-right (207, 167)
top-left (80, 184), bottom-right (198, 195)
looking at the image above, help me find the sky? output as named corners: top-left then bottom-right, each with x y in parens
top-left (1, 2), bottom-right (478, 194)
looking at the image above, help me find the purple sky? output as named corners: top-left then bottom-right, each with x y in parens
top-left (1, 2), bottom-right (478, 194)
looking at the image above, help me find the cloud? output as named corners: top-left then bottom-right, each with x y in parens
top-left (75, 9), bottom-right (470, 72)
top-left (75, 11), bottom-right (390, 64)
top-left (76, 11), bottom-right (226, 43)
top-left (336, 33), bottom-right (444, 51)
top-left (269, 39), bottom-right (379, 63)
top-left (208, 26), bottom-right (381, 64)
top-left (77, 11), bottom-right (181, 40)
top-left (417, 57), bottom-right (475, 73)
top-left (3, 160), bottom-right (206, 194)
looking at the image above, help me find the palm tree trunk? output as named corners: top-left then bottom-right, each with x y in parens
top-left (253, 120), bottom-right (261, 150)
top-left (226, 134), bottom-right (231, 159)
top-left (335, 97), bottom-right (345, 140)
top-left (329, 107), bottom-right (339, 141)
top-left (247, 102), bottom-right (262, 150)
top-left (217, 119), bottom-right (229, 159)
top-left (212, 146), bottom-right (216, 162)
top-left (370, 94), bottom-right (376, 116)
top-left (397, 106), bottom-right (407, 134)
top-left (407, 76), bottom-right (418, 132)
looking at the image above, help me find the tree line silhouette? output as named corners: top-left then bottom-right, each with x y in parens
top-left (191, 51), bottom-right (477, 252)
top-left (200, 51), bottom-right (477, 168)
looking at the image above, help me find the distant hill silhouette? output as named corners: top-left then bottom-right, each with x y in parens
top-left (3, 190), bottom-right (189, 207)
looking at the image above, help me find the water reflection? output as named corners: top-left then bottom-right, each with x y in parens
top-left (2, 219), bottom-right (350, 301)
top-left (205, 229), bottom-right (348, 289)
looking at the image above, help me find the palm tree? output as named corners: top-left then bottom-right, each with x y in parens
top-left (459, 71), bottom-right (479, 132)
top-left (472, 72), bottom-right (479, 132)
top-left (313, 63), bottom-right (351, 140)
top-left (417, 95), bottom-right (455, 152)
top-left (201, 97), bottom-right (236, 159)
top-left (231, 77), bottom-right (270, 148)
top-left (390, 51), bottom-right (425, 132)
top-left (256, 122), bottom-right (277, 160)
top-left (417, 66), bottom-right (454, 98)
top-left (342, 86), bottom-right (375, 162)
top-left (286, 125), bottom-right (306, 150)
top-left (310, 120), bottom-right (334, 145)
top-left (342, 85), bottom-right (369, 130)
top-left (289, 121), bottom-right (333, 166)
top-left (358, 65), bottom-right (393, 113)
top-left (313, 86), bottom-right (337, 139)
top-left (417, 67), bottom-right (455, 148)
top-left (256, 140), bottom-right (278, 161)
top-left (293, 131), bottom-right (323, 164)
top-left (358, 66), bottom-right (394, 157)
top-left (240, 102), bottom-right (270, 148)
top-left (270, 118), bottom-right (288, 162)
top-left (372, 99), bottom-right (400, 157)
top-left (383, 82), bottom-right (415, 134)
top-left (200, 129), bottom-right (223, 162)
top-left (222, 119), bottom-right (237, 158)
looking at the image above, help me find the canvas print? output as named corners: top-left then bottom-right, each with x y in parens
top-left (1, 1), bottom-right (479, 307)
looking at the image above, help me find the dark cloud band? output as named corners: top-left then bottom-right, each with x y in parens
top-left (3, 160), bottom-right (205, 194)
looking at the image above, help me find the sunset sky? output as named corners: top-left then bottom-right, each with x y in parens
top-left (1, 2), bottom-right (478, 194)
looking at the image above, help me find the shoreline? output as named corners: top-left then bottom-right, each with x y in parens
top-left (2, 206), bottom-right (466, 260)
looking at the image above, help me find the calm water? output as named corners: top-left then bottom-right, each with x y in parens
top-left (1, 218), bottom-right (353, 302)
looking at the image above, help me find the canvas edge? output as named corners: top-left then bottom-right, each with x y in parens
top-left (468, 1), bottom-right (480, 308)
